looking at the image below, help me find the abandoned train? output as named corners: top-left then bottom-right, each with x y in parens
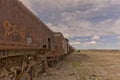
top-left (0, 0), bottom-right (74, 80)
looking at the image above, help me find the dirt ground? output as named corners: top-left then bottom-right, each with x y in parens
top-left (38, 50), bottom-right (120, 80)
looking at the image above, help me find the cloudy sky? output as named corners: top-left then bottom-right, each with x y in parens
top-left (20, 0), bottom-right (120, 49)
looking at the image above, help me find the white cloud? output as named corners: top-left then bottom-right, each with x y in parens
top-left (111, 0), bottom-right (120, 5)
top-left (19, 0), bottom-right (120, 49)
top-left (117, 36), bottom-right (120, 39)
top-left (70, 41), bottom-right (81, 45)
top-left (91, 36), bottom-right (100, 40)
top-left (111, 19), bottom-right (120, 34)
top-left (19, 0), bottom-right (120, 38)
top-left (20, 0), bottom-right (111, 16)
top-left (47, 17), bottom-right (119, 39)
top-left (46, 23), bottom-right (71, 38)
top-left (20, 0), bottom-right (79, 11)
top-left (89, 41), bottom-right (97, 44)
top-left (84, 40), bottom-right (97, 46)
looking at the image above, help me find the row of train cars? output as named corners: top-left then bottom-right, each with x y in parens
top-left (0, 0), bottom-right (75, 80)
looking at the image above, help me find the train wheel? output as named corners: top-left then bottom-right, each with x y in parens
top-left (30, 65), bottom-right (43, 80)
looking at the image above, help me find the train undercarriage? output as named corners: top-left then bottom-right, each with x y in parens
top-left (0, 50), bottom-right (49, 80)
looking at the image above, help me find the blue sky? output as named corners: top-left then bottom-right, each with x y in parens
top-left (20, 0), bottom-right (120, 49)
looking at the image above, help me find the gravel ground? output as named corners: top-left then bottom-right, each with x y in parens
top-left (38, 50), bottom-right (120, 80)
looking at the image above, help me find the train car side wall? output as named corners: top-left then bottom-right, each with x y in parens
top-left (54, 32), bottom-right (66, 55)
top-left (0, 0), bottom-right (55, 50)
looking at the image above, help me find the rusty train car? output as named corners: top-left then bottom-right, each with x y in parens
top-left (45, 32), bottom-right (71, 67)
top-left (0, 0), bottom-right (74, 80)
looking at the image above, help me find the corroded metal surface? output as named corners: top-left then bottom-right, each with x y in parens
top-left (0, 0), bottom-right (55, 50)
top-left (0, 0), bottom-right (74, 80)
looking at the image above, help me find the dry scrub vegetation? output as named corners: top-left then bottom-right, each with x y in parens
top-left (39, 50), bottom-right (120, 80)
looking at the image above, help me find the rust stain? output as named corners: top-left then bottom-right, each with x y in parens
top-left (3, 20), bottom-right (25, 40)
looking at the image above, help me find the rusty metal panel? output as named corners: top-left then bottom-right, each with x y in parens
top-left (53, 32), bottom-right (66, 56)
top-left (0, 0), bottom-right (55, 50)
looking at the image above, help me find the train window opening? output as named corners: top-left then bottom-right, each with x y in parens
top-left (17, 70), bottom-right (21, 75)
top-left (48, 38), bottom-right (51, 50)
top-left (43, 45), bottom-right (47, 48)
top-left (55, 46), bottom-right (57, 48)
